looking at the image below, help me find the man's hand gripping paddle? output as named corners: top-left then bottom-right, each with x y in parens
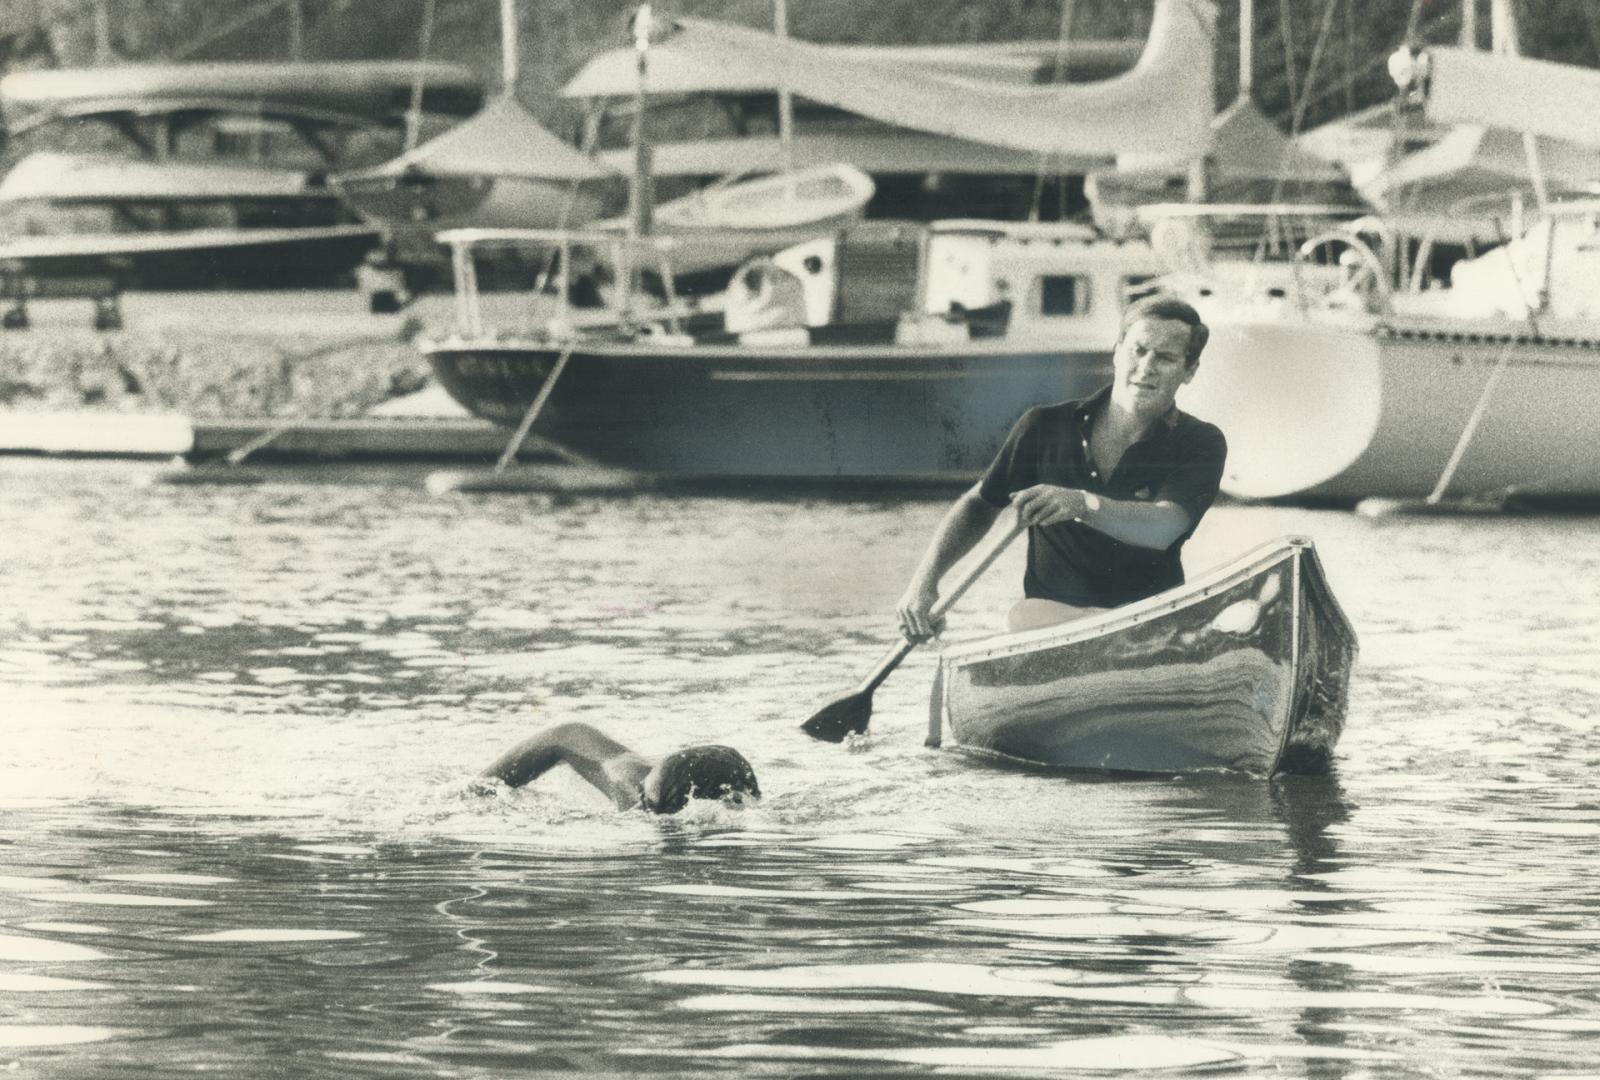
top-left (800, 518), bottom-right (1025, 742)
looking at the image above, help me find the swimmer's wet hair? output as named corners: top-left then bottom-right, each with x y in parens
top-left (643, 745), bottom-right (760, 814)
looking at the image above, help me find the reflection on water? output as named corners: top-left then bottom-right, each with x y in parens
top-left (2, 457), bottom-right (1599, 1077)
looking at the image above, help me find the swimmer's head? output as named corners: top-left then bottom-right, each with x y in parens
top-left (640, 745), bottom-right (760, 815)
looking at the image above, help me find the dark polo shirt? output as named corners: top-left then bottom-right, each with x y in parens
top-left (977, 385), bottom-right (1227, 608)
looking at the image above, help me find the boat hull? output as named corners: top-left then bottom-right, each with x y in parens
top-left (422, 337), bottom-right (1113, 478)
top-left (1179, 315), bottom-right (1600, 501)
top-left (935, 537), bottom-right (1355, 776)
top-left (0, 225), bottom-right (381, 290)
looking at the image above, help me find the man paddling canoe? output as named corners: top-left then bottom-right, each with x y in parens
top-left (477, 721), bottom-right (760, 814)
top-left (897, 294), bottom-right (1226, 638)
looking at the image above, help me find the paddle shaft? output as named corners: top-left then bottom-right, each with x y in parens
top-left (853, 517), bottom-right (1027, 696)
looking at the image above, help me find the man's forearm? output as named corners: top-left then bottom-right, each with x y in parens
top-left (1079, 495), bottom-right (1192, 550)
top-left (909, 489), bottom-right (1002, 592)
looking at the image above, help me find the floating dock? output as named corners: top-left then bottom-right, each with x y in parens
top-left (188, 417), bottom-right (559, 463)
top-left (0, 411), bottom-right (559, 463)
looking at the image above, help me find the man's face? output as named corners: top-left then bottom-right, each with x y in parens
top-left (1111, 317), bottom-right (1196, 418)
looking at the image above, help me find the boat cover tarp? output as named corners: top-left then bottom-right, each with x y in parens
top-left (0, 151), bottom-right (326, 204)
top-left (562, 31), bottom-right (1143, 97)
top-left (573, 0), bottom-right (1216, 171)
top-left (334, 96), bottom-right (616, 184)
top-left (1353, 124), bottom-right (1600, 212)
top-left (597, 130), bottom-right (1048, 178)
top-left (1423, 46), bottom-right (1600, 150)
top-left (0, 61), bottom-right (484, 131)
top-left (1207, 97), bottom-right (1347, 183)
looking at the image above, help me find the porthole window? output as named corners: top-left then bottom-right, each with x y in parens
top-left (1037, 275), bottom-right (1088, 316)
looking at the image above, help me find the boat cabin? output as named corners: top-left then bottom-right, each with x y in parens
top-left (724, 219), bottom-right (1162, 346)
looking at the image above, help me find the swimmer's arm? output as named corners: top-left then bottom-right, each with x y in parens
top-left (478, 722), bottom-right (650, 807)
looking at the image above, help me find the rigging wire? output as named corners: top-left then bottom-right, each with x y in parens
top-left (1257, 2), bottom-right (1461, 128)
top-left (405, 0), bottom-right (437, 152)
top-left (1028, 0), bottom-right (1077, 222)
top-left (171, 0), bottom-right (289, 59)
top-left (1276, 0), bottom-right (1299, 112)
top-left (1286, 0), bottom-right (1341, 140)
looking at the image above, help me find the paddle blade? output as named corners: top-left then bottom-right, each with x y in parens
top-left (800, 689), bottom-right (873, 743)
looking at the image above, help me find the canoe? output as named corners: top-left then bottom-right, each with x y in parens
top-left (931, 536), bottom-right (1356, 776)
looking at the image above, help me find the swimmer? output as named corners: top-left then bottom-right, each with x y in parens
top-left (477, 721), bottom-right (760, 815)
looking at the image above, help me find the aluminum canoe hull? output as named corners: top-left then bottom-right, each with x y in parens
top-left (421, 336), bottom-right (1113, 478)
top-left (934, 537), bottom-right (1356, 776)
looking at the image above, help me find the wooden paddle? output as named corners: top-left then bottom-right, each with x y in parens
top-left (800, 517), bottom-right (1026, 743)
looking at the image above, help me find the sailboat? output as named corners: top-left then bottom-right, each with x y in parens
top-left (335, 0), bottom-right (874, 285)
top-left (417, 2), bottom-right (1198, 479)
top-left (1175, 0), bottom-right (1600, 507)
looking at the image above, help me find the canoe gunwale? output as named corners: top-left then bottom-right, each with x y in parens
top-left (938, 535), bottom-right (1321, 667)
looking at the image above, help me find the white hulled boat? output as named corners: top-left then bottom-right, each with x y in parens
top-left (1174, 17), bottom-right (1600, 506)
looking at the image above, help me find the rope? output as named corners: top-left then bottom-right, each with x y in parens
top-left (1426, 218), bottom-right (1543, 504)
top-left (494, 344), bottom-right (575, 473)
top-left (405, 0), bottom-right (438, 152)
top-left (1257, 1), bottom-right (1461, 126)
top-left (171, 0), bottom-right (288, 59)
top-left (1276, 0), bottom-right (1299, 110)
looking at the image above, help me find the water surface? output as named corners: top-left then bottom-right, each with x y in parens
top-left (3, 457), bottom-right (1598, 1077)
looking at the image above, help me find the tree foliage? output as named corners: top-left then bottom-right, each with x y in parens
top-left (2, 0), bottom-right (1594, 137)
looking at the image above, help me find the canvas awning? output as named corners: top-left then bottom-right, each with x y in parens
top-left (334, 96), bottom-right (616, 185)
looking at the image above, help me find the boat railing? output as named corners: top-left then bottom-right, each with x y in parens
top-left (444, 227), bottom-right (864, 342)
top-left (436, 226), bottom-right (697, 340)
top-left (1291, 226), bottom-right (1395, 317)
top-left (1136, 202), bottom-right (1368, 297)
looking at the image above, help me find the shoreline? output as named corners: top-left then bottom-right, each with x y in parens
top-left (0, 289), bottom-right (559, 460)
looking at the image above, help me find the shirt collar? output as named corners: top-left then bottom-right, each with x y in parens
top-left (1077, 383), bottom-right (1181, 432)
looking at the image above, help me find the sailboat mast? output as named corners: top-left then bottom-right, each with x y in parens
top-left (1489, 0), bottom-right (1516, 55)
top-left (500, 0), bottom-right (521, 89)
top-left (628, 4), bottom-right (654, 240)
top-left (1485, 0), bottom-right (1547, 211)
top-left (1238, 0), bottom-right (1253, 98)
top-left (93, 0), bottom-right (113, 63)
top-left (775, 0), bottom-right (795, 185)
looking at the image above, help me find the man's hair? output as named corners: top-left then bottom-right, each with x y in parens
top-left (644, 745), bottom-right (761, 814)
top-left (1120, 294), bottom-right (1209, 365)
